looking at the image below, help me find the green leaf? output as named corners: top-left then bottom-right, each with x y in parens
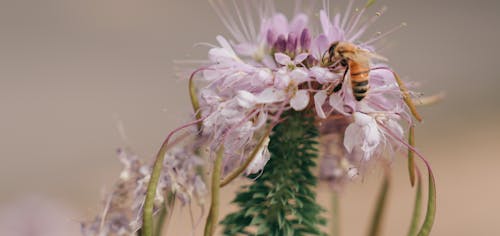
top-left (407, 170), bottom-right (423, 236)
top-left (367, 175), bottom-right (391, 236)
top-left (417, 170), bottom-right (436, 236)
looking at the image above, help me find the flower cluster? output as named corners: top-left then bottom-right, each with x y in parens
top-left (82, 143), bottom-right (207, 235)
top-left (190, 0), bottom-right (419, 185)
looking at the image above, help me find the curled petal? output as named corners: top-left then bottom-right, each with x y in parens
top-left (290, 90), bottom-right (310, 111)
top-left (236, 90), bottom-right (256, 108)
top-left (314, 90), bottom-right (328, 119)
top-left (245, 137), bottom-right (271, 175)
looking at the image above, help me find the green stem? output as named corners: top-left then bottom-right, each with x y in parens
top-left (142, 141), bottom-right (170, 236)
top-left (221, 111), bottom-right (325, 236)
top-left (142, 119), bottom-right (203, 236)
top-left (189, 69), bottom-right (202, 131)
top-left (367, 174), bottom-right (391, 236)
top-left (407, 170), bottom-right (423, 236)
top-left (154, 204), bottom-right (167, 236)
top-left (204, 147), bottom-right (224, 236)
top-left (417, 169), bottom-right (436, 236)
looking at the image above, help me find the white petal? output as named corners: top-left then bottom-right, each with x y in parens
top-left (274, 52), bottom-right (292, 65)
top-left (290, 90), bottom-right (310, 111)
top-left (343, 123), bottom-right (360, 153)
top-left (255, 88), bottom-right (286, 104)
top-left (387, 119), bottom-right (404, 139)
top-left (353, 112), bottom-right (374, 126)
top-left (216, 35), bottom-right (234, 54)
top-left (314, 90), bottom-right (328, 119)
top-left (310, 66), bottom-right (337, 84)
top-left (246, 137), bottom-right (271, 175)
top-left (290, 68), bottom-right (309, 83)
top-left (363, 124), bottom-right (381, 148)
top-left (274, 69), bottom-right (291, 89)
top-left (329, 93), bottom-right (349, 115)
top-left (236, 90), bottom-right (257, 108)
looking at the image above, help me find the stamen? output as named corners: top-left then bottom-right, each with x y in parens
top-left (209, 0), bottom-right (245, 43)
top-left (341, 0), bottom-right (355, 30)
top-left (349, 7), bottom-right (387, 43)
top-left (364, 22), bottom-right (407, 45)
top-left (242, 0), bottom-right (257, 40)
top-left (346, 7), bottom-right (367, 38)
top-left (231, 0), bottom-right (251, 42)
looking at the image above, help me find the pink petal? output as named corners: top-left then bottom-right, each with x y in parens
top-left (294, 53), bottom-right (309, 64)
top-left (274, 52), bottom-right (292, 65)
top-left (289, 13), bottom-right (308, 34)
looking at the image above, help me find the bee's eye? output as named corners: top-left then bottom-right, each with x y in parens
top-left (340, 59), bottom-right (348, 67)
top-left (328, 42), bottom-right (339, 55)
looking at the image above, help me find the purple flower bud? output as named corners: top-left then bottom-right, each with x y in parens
top-left (300, 28), bottom-right (311, 51)
top-left (266, 29), bottom-right (276, 46)
top-left (274, 34), bottom-right (287, 52)
top-left (286, 32), bottom-right (298, 53)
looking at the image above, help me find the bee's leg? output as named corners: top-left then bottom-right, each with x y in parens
top-left (333, 63), bottom-right (349, 92)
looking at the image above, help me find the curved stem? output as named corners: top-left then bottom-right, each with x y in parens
top-left (142, 117), bottom-right (205, 236)
top-left (407, 168), bottom-right (423, 236)
top-left (417, 169), bottom-right (436, 236)
top-left (188, 68), bottom-right (204, 132)
top-left (204, 147), bottom-right (224, 236)
top-left (220, 126), bottom-right (273, 187)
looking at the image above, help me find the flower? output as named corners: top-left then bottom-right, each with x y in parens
top-left (182, 0), bottom-right (421, 188)
top-left (82, 141), bottom-right (207, 235)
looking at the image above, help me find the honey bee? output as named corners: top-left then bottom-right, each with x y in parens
top-left (326, 41), bottom-right (385, 101)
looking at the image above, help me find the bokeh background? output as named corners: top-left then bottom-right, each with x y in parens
top-left (1, 0), bottom-right (499, 235)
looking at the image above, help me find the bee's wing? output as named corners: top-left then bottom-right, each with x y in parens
top-left (356, 48), bottom-right (388, 61)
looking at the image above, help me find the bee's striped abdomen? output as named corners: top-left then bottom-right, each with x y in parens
top-left (350, 65), bottom-right (370, 101)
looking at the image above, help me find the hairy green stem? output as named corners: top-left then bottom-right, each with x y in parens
top-left (221, 111), bottom-right (325, 235)
top-left (204, 147), bottom-right (224, 236)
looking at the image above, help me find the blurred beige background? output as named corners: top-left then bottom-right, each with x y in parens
top-left (1, 0), bottom-right (499, 235)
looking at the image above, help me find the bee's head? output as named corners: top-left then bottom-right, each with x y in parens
top-left (328, 41), bottom-right (339, 59)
